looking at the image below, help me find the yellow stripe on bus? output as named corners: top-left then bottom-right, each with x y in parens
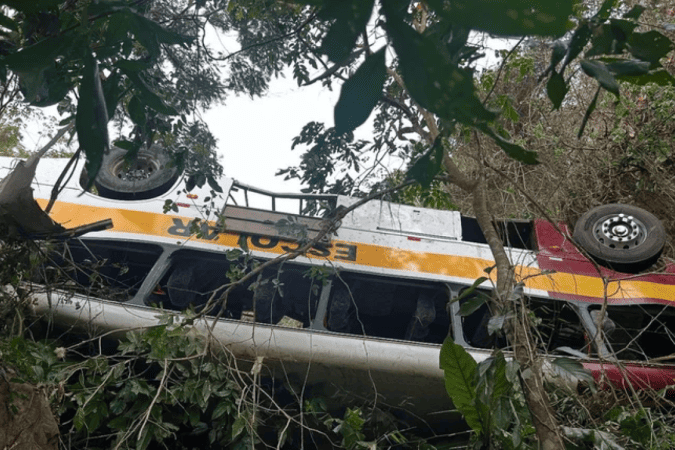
top-left (40, 200), bottom-right (675, 305)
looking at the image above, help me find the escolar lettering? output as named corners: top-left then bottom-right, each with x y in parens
top-left (167, 219), bottom-right (357, 261)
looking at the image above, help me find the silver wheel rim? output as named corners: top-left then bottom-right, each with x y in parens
top-left (110, 154), bottom-right (161, 182)
top-left (592, 213), bottom-right (647, 250)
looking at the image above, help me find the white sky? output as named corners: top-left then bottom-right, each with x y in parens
top-left (203, 76), bottom-right (341, 193)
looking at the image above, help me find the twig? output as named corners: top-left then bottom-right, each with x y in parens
top-left (205, 12), bottom-right (317, 62)
top-left (482, 37), bottom-right (525, 106)
top-left (29, 219), bottom-right (113, 240)
top-left (26, 122), bottom-right (75, 170)
top-left (45, 147), bottom-right (82, 214)
top-left (137, 360), bottom-right (171, 443)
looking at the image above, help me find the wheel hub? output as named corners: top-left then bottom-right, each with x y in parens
top-left (112, 156), bottom-right (159, 182)
top-left (594, 213), bottom-right (645, 248)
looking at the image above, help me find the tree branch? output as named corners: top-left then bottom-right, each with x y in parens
top-left (205, 11), bottom-right (318, 62)
top-left (482, 37), bottom-right (525, 106)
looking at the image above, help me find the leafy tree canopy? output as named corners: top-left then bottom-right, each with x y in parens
top-left (0, 0), bottom-right (316, 186)
top-left (278, 0), bottom-right (675, 199)
top-left (2, 0), bottom-right (671, 196)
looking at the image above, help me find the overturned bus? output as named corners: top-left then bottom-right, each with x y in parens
top-left (5, 150), bottom-right (675, 426)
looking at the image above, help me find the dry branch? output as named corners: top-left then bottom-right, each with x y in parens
top-left (0, 123), bottom-right (113, 240)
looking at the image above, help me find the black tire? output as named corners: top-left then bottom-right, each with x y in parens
top-left (94, 146), bottom-right (179, 200)
top-left (573, 204), bottom-right (665, 273)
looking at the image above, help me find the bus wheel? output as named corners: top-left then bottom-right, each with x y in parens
top-left (94, 146), bottom-right (179, 200)
top-left (573, 204), bottom-right (665, 273)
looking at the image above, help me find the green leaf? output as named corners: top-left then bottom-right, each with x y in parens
top-left (137, 424), bottom-right (152, 450)
top-left (185, 175), bottom-right (196, 192)
top-left (628, 31), bottom-right (674, 66)
top-left (594, 0), bottom-right (616, 21)
top-left (580, 59), bottom-right (619, 96)
top-left (120, 67), bottom-right (178, 115)
top-left (382, 8), bottom-right (495, 125)
top-left (213, 401), bottom-right (230, 420)
top-left (547, 71), bottom-right (567, 110)
top-left (609, 19), bottom-right (638, 43)
top-left (585, 25), bottom-right (615, 58)
top-left (139, 14), bottom-right (194, 48)
top-left (113, 10), bottom-right (193, 61)
top-left (550, 41), bottom-right (567, 70)
top-left (619, 409), bottom-right (652, 443)
top-left (406, 137), bottom-right (445, 189)
top-left (128, 95), bottom-right (146, 127)
top-left (585, 20), bottom-right (636, 58)
top-left (492, 398), bottom-right (512, 430)
top-left (479, 124), bottom-right (538, 164)
top-left (496, 94), bottom-right (519, 123)
top-left (1, 0), bottom-right (61, 13)
top-left (186, 407), bottom-right (201, 426)
top-left (475, 352), bottom-right (512, 427)
top-left (108, 415), bottom-right (129, 430)
top-left (562, 21), bottom-right (591, 70)
top-left (602, 59), bottom-right (650, 76)
top-left (425, 0), bottom-right (574, 37)
top-left (14, 65), bottom-right (71, 106)
top-left (231, 414), bottom-right (247, 440)
top-left (487, 315), bottom-right (506, 335)
top-left (114, 139), bottom-right (139, 152)
top-left (577, 87), bottom-right (600, 139)
top-left (623, 5), bottom-right (645, 19)
top-left (0, 13), bottom-right (17, 31)
top-left (77, 52), bottom-right (110, 189)
top-left (319, 0), bottom-right (375, 63)
top-left (439, 337), bottom-right (481, 432)
top-left (452, 277), bottom-right (488, 305)
top-left (58, 115), bottom-right (74, 126)
top-left (85, 407), bottom-right (102, 431)
top-left (207, 175), bottom-right (223, 193)
top-left (550, 357), bottom-right (596, 391)
top-left (237, 234), bottom-right (249, 253)
top-left (102, 70), bottom-right (122, 120)
top-left (73, 407), bottom-right (85, 431)
top-left (458, 293), bottom-right (488, 317)
top-left (334, 48), bottom-right (386, 134)
top-left (4, 32), bottom-right (75, 106)
top-left (3, 34), bottom-right (71, 73)
top-left (616, 69), bottom-right (675, 86)
top-left (114, 59), bottom-right (152, 72)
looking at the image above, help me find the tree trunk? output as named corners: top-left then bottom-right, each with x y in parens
top-left (394, 42), bottom-right (564, 443)
top-left (469, 174), bottom-right (565, 450)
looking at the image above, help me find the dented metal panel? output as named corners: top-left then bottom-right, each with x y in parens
top-left (31, 291), bottom-right (463, 422)
top-left (337, 196), bottom-right (462, 240)
top-left (221, 205), bottom-right (330, 242)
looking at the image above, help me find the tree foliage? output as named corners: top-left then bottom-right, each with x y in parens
top-left (0, 0), bottom-right (321, 185)
top-left (280, 0), bottom-right (675, 201)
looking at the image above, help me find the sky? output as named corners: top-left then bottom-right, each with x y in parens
top-left (202, 76), bottom-right (341, 193)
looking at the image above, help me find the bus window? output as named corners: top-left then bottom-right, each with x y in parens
top-left (530, 299), bottom-right (589, 355)
top-left (325, 273), bottom-right (450, 343)
top-left (588, 304), bottom-right (675, 362)
top-left (459, 289), bottom-right (506, 349)
top-left (42, 239), bottom-right (163, 301)
top-left (147, 249), bottom-right (321, 327)
top-left (460, 292), bottom-right (588, 355)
